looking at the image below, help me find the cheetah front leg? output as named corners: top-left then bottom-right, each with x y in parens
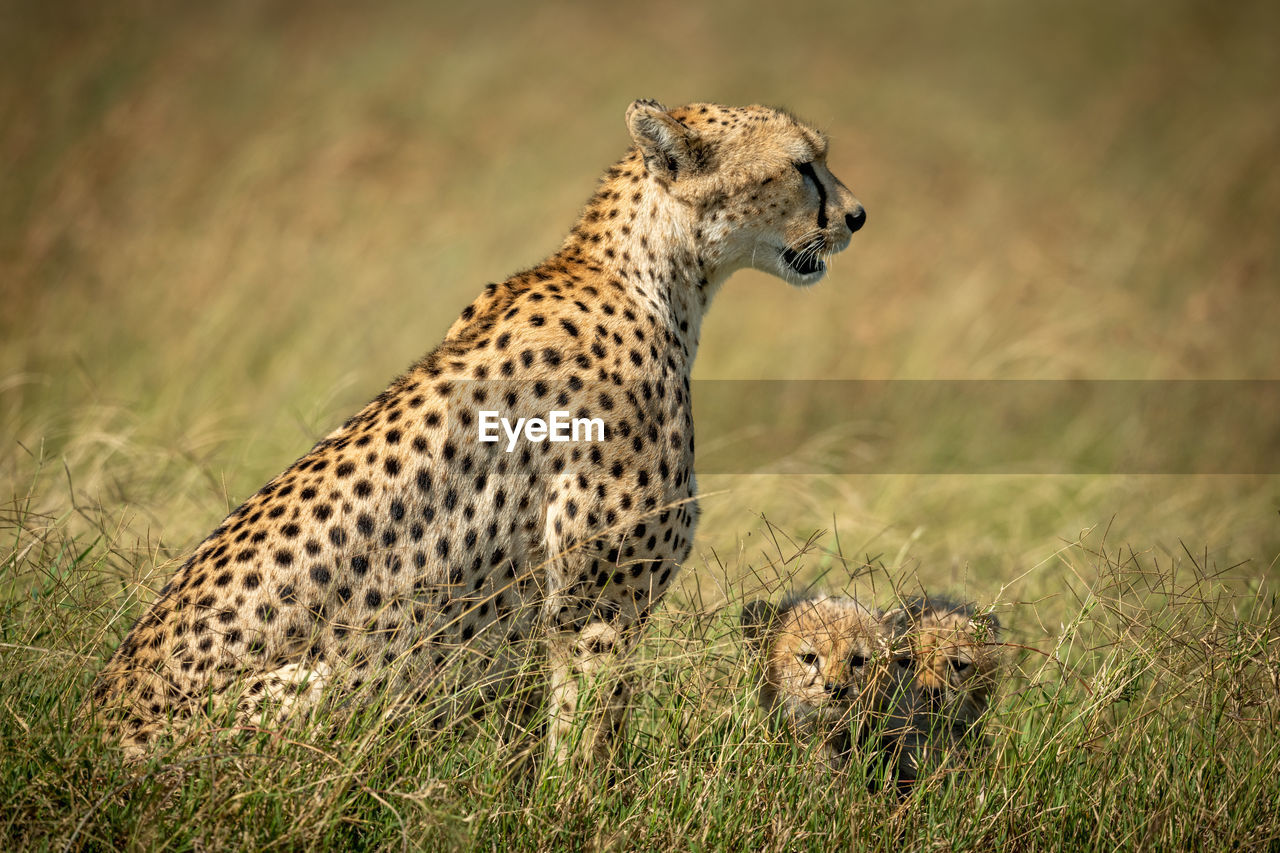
top-left (545, 620), bottom-right (632, 767)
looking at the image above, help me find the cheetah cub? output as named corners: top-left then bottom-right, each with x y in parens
top-left (741, 596), bottom-right (913, 769)
top-left (89, 100), bottom-right (866, 763)
top-left (890, 597), bottom-right (1002, 784)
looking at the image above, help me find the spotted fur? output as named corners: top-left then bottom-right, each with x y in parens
top-left (89, 100), bottom-right (867, 761)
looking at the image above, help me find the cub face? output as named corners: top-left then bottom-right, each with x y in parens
top-left (625, 100), bottom-right (866, 289)
top-left (899, 598), bottom-right (1002, 730)
top-left (741, 595), bottom-right (912, 764)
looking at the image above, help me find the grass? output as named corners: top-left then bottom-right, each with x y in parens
top-left (3, 0), bottom-right (1279, 849)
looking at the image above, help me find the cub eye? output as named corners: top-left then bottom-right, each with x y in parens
top-left (849, 654), bottom-right (867, 670)
top-left (895, 657), bottom-right (914, 670)
top-left (950, 659), bottom-right (973, 673)
top-left (797, 652), bottom-right (820, 668)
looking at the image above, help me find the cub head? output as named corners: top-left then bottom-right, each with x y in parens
top-left (741, 595), bottom-right (909, 728)
top-left (896, 598), bottom-right (1002, 726)
top-left (625, 99), bottom-right (866, 289)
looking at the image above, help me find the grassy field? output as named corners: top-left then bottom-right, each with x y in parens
top-left (3, 0), bottom-right (1279, 849)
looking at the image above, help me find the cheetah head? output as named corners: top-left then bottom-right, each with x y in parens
top-left (626, 100), bottom-right (866, 289)
top-left (742, 595), bottom-right (909, 729)
top-left (890, 598), bottom-right (1002, 726)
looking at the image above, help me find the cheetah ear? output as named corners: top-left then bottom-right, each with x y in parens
top-left (626, 99), bottom-right (701, 182)
top-left (740, 599), bottom-right (780, 645)
top-left (879, 606), bottom-right (912, 633)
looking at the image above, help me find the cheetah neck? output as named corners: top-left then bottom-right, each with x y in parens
top-left (555, 153), bottom-right (715, 364)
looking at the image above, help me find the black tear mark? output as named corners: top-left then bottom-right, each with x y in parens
top-left (794, 161), bottom-right (828, 230)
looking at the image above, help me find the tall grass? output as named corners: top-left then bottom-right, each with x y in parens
top-left (2, 502), bottom-right (1278, 849)
top-left (3, 0), bottom-right (1278, 849)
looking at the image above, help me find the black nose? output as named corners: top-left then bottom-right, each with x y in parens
top-left (845, 207), bottom-right (866, 233)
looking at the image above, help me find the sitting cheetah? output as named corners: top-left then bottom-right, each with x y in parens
top-left (740, 595), bottom-right (913, 771)
top-left (890, 597), bottom-right (1002, 785)
top-left (90, 100), bottom-right (867, 762)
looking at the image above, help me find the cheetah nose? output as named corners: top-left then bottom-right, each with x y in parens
top-left (845, 206), bottom-right (866, 234)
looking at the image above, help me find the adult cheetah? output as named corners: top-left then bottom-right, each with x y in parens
top-left (90, 100), bottom-right (867, 762)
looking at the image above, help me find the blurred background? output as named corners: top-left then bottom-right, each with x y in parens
top-left (2, 0), bottom-right (1277, 622)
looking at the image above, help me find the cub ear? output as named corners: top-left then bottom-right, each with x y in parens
top-left (740, 599), bottom-right (780, 645)
top-left (879, 606), bottom-right (912, 633)
top-left (626, 99), bottom-right (701, 181)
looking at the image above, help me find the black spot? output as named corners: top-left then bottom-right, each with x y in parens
top-left (310, 565), bottom-right (331, 585)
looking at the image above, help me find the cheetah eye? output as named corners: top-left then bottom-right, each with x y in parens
top-left (797, 652), bottom-right (820, 668)
top-left (793, 161), bottom-right (818, 190)
top-left (950, 659), bottom-right (972, 673)
top-left (849, 654), bottom-right (867, 670)
top-left (895, 657), bottom-right (914, 671)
